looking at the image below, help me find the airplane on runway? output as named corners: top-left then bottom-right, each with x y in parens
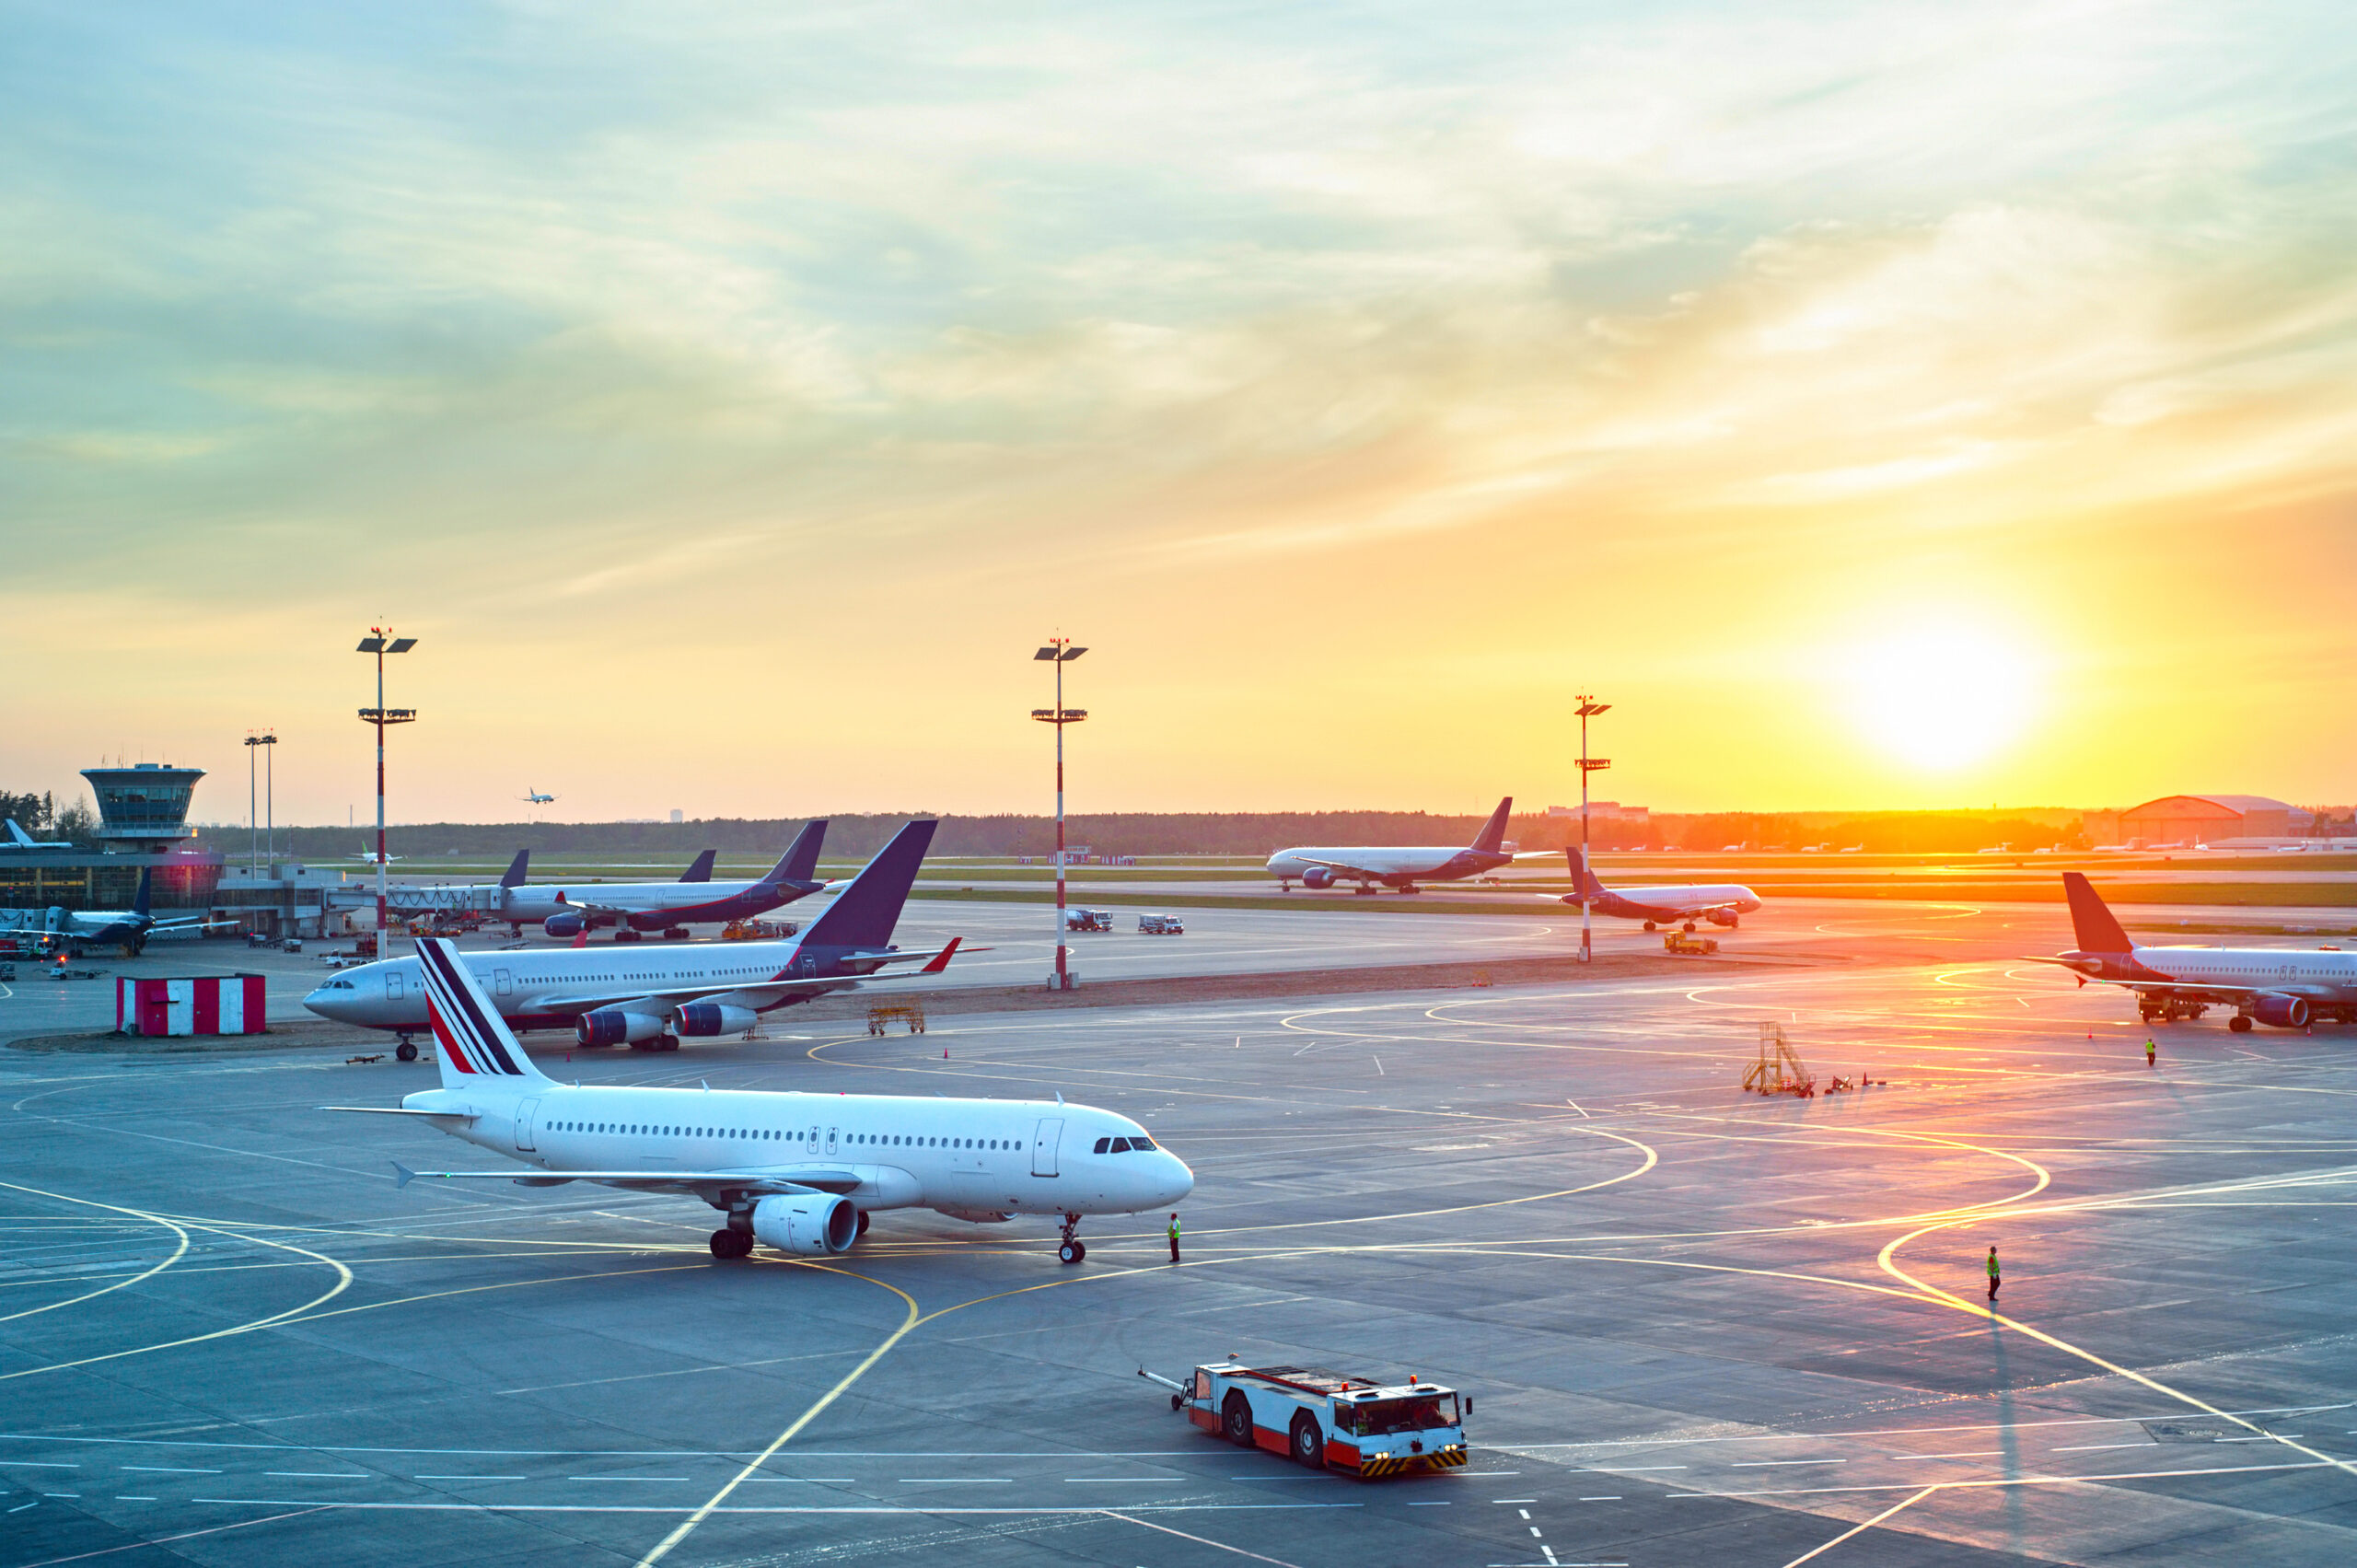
top-left (353, 844), bottom-right (404, 864)
top-left (319, 934), bottom-right (1189, 1263)
top-left (0, 869), bottom-right (230, 957)
top-left (1267, 796), bottom-right (1538, 893)
top-left (4, 819), bottom-right (74, 854)
top-left (2044, 871), bottom-right (2357, 1031)
top-left (519, 819), bottom-right (831, 938)
top-left (1553, 848), bottom-right (1764, 932)
top-left (306, 819), bottom-right (956, 1054)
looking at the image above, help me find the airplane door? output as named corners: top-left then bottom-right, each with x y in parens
top-left (807, 1124), bottom-right (819, 1154)
top-left (514, 1098), bottom-right (540, 1152)
top-left (493, 968), bottom-right (513, 998)
top-left (1031, 1118), bottom-right (1063, 1178)
top-left (385, 971), bottom-right (404, 1001)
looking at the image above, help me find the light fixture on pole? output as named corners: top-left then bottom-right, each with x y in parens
top-left (356, 631), bottom-right (418, 947)
top-left (1031, 639), bottom-right (1088, 992)
top-left (1575, 696), bottom-right (1611, 965)
top-left (259, 731), bottom-right (277, 873)
top-left (243, 733), bottom-right (263, 880)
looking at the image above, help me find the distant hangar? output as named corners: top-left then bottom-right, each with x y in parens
top-left (2119, 794), bottom-right (2310, 847)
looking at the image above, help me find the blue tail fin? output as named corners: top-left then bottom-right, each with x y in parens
top-left (131, 867), bottom-right (152, 917)
top-left (5, 819), bottom-right (32, 848)
top-left (678, 849), bottom-right (716, 883)
top-left (796, 819), bottom-right (935, 949)
top-left (499, 850), bottom-right (530, 889)
top-left (778, 819), bottom-right (828, 883)
top-left (1470, 796), bottom-right (1513, 854)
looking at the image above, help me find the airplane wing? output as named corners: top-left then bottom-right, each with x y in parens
top-left (1290, 856), bottom-right (1383, 876)
top-left (533, 939), bottom-right (968, 1016)
top-left (391, 1159), bottom-right (863, 1200)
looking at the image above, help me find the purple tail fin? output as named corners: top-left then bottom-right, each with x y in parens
top-left (1470, 796), bottom-right (1513, 854)
top-left (1564, 846), bottom-right (1608, 898)
top-left (2061, 873), bottom-right (2133, 954)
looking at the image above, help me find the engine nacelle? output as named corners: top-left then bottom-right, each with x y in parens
top-left (576, 1008), bottom-right (667, 1048)
top-left (543, 912), bottom-right (586, 938)
top-left (677, 1003), bottom-right (758, 1038)
top-left (2251, 993), bottom-right (2311, 1029)
top-left (1705, 909), bottom-right (1739, 927)
top-left (1300, 867), bottom-right (1337, 889)
top-left (751, 1193), bottom-right (858, 1256)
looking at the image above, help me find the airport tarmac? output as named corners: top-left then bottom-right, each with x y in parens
top-left (6, 913), bottom-right (2357, 1567)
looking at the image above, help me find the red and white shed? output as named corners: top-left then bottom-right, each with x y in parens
top-left (117, 975), bottom-right (267, 1037)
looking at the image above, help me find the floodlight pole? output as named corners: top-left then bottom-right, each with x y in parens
top-left (245, 735), bottom-right (261, 879)
top-left (357, 630), bottom-right (418, 947)
top-left (1031, 639), bottom-right (1088, 991)
top-left (1576, 697), bottom-right (1611, 964)
top-left (263, 734), bottom-right (274, 871)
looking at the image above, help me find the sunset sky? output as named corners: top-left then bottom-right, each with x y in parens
top-left (5, 3), bottom-right (2352, 824)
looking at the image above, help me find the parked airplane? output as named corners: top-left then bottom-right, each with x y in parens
top-left (322, 935), bottom-right (1190, 1262)
top-left (306, 819), bottom-right (952, 1055)
top-left (0, 869), bottom-right (228, 957)
top-left (4, 819), bottom-right (75, 854)
top-left (2044, 871), bottom-right (2357, 1031)
top-left (1553, 848), bottom-right (1764, 932)
top-left (1268, 796), bottom-right (1534, 893)
top-left (520, 787), bottom-right (557, 806)
top-left (365, 846), bottom-right (722, 925)
top-left (519, 819), bottom-right (831, 939)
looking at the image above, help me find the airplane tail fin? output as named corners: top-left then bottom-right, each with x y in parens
top-left (779, 819), bottom-right (828, 883)
top-left (678, 849), bottom-right (716, 883)
top-left (796, 819), bottom-right (937, 949)
top-left (5, 819), bottom-right (32, 848)
top-left (1470, 796), bottom-right (1514, 854)
top-left (2061, 872), bottom-right (2134, 955)
top-left (1564, 846), bottom-right (1609, 899)
top-left (415, 937), bottom-right (551, 1088)
top-left (499, 850), bottom-right (530, 889)
top-left (132, 867), bottom-right (152, 918)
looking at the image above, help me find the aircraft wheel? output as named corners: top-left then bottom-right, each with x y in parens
top-left (1223, 1391), bottom-right (1255, 1446)
top-left (395, 1040), bottom-right (418, 1062)
top-left (1171, 1392), bottom-right (1186, 1411)
top-left (2230, 1015), bottom-right (2254, 1034)
top-left (709, 1229), bottom-right (733, 1259)
top-left (659, 1035), bottom-right (680, 1052)
top-left (1291, 1412), bottom-right (1326, 1469)
top-left (1058, 1239), bottom-right (1086, 1265)
top-left (855, 1209), bottom-right (872, 1237)
top-left (1643, 921), bottom-right (1655, 932)
top-left (1683, 922), bottom-right (1698, 934)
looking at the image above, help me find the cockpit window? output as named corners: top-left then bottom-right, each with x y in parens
top-left (1093, 1137), bottom-right (1110, 1155)
top-left (1131, 1133), bottom-right (1155, 1149)
top-left (1109, 1136), bottom-right (1132, 1153)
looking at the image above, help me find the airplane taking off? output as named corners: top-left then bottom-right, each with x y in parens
top-left (1554, 848), bottom-right (1763, 932)
top-left (1268, 796), bottom-right (1536, 893)
top-left (321, 935), bottom-right (1190, 1262)
top-left (2045, 871), bottom-right (2357, 1031)
top-left (307, 819), bottom-right (953, 1054)
top-left (0, 869), bottom-right (228, 957)
top-left (4, 819), bottom-right (74, 854)
top-left (521, 819), bottom-right (830, 938)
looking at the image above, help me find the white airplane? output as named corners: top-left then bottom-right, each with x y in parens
top-left (1552, 847), bottom-right (1764, 932)
top-left (2044, 872), bottom-right (2357, 1032)
top-left (4, 819), bottom-right (75, 854)
top-left (1268, 796), bottom-right (1538, 893)
top-left (307, 819), bottom-right (947, 1054)
top-left (519, 787), bottom-right (556, 806)
top-left (0, 868), bottom-right (232, 956)
top-left (353, 844), bottom-right (404, 864)
top-left (322, 935), bottom-right (1193, 1263)
top-left (510, 819), bottom-right (833, 938)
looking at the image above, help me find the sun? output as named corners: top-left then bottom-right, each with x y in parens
top-left (1845, 623), bottom-right (2038, 772)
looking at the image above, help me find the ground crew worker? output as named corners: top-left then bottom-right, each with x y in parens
top-left (1986, 1245), bottom-right (2001, 1302)
top-left (2146, 1038), bottom-right (2156, 1068)
top-left (1167, 1213), bottom-right (1182, 1264)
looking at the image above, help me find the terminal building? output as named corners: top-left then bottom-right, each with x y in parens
top-left (0, 764), bottom-right (225, 915)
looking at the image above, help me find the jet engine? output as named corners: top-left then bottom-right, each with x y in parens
top-left (751, 1193), bottom-right (858, 1256)
top-left (677, 1002), bottom-right (758, 1037)
top-left (1300, 867), bottom-right (1337, 889)
top-left (575, 1008), bottom-right (668, 1048)
top-left (543, 912), bottom-right (586, 938)
top-left (2252, 993), bottom-right (2312, 1029)
top-left (1706, 909), bottom-right (1739, 928)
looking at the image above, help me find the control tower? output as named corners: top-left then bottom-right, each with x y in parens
top-left (81, 763), bottom-right (205, 854)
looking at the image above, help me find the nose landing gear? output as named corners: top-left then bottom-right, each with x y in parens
top-left (1056, 1211), bottom-right (1087, 1265)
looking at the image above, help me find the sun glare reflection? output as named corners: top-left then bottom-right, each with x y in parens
top-left (1846, 624), bottom-right (2038, 772)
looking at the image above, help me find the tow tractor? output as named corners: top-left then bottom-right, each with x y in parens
top-left (1140, 1362), bottom-right (1470, 1479)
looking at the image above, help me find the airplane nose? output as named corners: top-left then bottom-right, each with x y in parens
top-left (1156, 1152), bottom-right (1195, 1206)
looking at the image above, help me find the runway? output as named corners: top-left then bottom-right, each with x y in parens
top-left (6, 919), bottom-right (2357, 1565)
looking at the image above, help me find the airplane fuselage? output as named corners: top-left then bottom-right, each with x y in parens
top-left (512, 876), bottom-right (819, 930)
top-left (2060, 944), bottom-right (2357, 1025)
top-left (1566, 882), bottom-right (1764, 925)
top-left (405, 1082), bottom-right (1192, 1220)
top-left (1266, 846), bottom-right (1512, 889)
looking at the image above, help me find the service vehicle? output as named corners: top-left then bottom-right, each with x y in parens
top-left (1138, 914), bottom-right (1185, 935)
top-left (1141, 1361), bottom-right (1470, 1479)
top-left (1063, 908), bottom-right (1113, 933)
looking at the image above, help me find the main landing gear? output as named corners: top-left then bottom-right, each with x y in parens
top-left (613, 928), bottom-right (643, 944)
top-left (2229, 1015), bottom-right (2255, 1034)
top-left (709, 1227), bottom-right (753, 1260)
top-left (395, 1035), bottom-right (418, 1062)
top-left (1056, 1212), bottom-right (1087, 1266)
